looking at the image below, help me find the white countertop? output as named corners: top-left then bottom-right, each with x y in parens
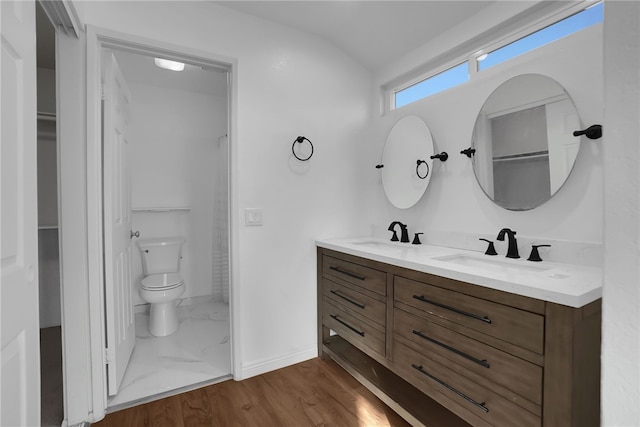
top-left (316, 237), bottom-right (602, 308)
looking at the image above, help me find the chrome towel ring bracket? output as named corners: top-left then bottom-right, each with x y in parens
top-left (292, 136), bottom-right (314, 161)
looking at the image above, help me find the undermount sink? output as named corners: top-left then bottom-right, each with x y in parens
top-left (433, 254), bottom-right (550, 273)
top-left (352, 240), bottom-right (409, 250)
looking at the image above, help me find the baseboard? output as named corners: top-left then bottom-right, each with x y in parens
top-left (239, 345), bottom-right (317, 380)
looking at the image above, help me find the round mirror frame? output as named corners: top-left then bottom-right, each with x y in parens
top-left (471, 74), bottom-right (581, 211)
top-left (381, 115), bottom-right (435, 209)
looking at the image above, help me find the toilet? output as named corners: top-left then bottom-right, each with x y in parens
top-left (137, 237), bottom-right (186, 336)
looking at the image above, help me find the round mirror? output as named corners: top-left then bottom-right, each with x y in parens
top-left (381, 115), bottom-right (435, 209)
top-left (471, 74), bottom-right (581, 211)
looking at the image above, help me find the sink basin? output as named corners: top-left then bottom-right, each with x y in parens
top-left (352, 240), bottom-right (409, 251)
top-left (433, 254), bottom-right (550, 273)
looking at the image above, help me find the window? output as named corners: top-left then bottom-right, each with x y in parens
top-left (478, 2), bottom-right (603, 71)
top-left (395, 63), bottom-right (469, 109)
top-left (390, 2), bottom-right (603, 110)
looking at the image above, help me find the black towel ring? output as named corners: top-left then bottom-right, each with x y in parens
top-left (292, 136), bottom-right (314, 161)
top-left (416, 160), bottom-right (429, 179)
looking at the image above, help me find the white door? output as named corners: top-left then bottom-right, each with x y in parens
top-left (0, 1), bottom-right (41, 425)
top-left (102, 50), bottom-right (135, 396)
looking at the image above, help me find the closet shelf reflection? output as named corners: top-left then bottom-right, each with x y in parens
top-left (132, 207), bottom-right (191, 213)
top-left (492, 150), bottom-right (549, 162)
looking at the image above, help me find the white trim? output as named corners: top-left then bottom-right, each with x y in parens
top-left (85, 27), bottom-right (108, 419)
top-left (239, 346), bottom-right (317, 380)
top-left (38, 0), bottom-right (83, 37)
top-left (84, 25), bottom-right (239, 420)
top-left (227, 63), bottom-right (242, 385)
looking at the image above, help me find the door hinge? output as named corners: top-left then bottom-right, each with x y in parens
top-left (105, 347), bottom-right (114, 364)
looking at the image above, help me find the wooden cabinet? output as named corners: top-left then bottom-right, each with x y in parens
top-left (321, 254), bottom-right (388, 359)
top-left (317, 247), bottom-right (601, 427)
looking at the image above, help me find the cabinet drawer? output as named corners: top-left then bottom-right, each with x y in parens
top-left (393, 341), bottom-right (540, 427)
top-left (323, 255), bottom-right (386, 296)
top-left (323, 300), bottom-right (385, 356)
top-left (394, 308), bottom-right (542, 406)
top-left (323, 278), bottom-right (385, 326)
top-left (395, 276), bottom-right (544, 354)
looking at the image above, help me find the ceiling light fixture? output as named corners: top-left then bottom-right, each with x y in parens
top-left (154, 57), bottom-right (185, 71)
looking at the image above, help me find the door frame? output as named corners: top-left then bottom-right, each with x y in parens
top-left (84, 25), bottom-right (239, 417)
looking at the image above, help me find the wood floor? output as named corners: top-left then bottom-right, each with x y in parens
top-left (94, 357), bottom-right (410, 427)
top-left (41, 326), bottom-right (64, 427)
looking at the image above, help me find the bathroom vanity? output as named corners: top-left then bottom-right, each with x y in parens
top-left (316, 238), bottom-right (602, 427)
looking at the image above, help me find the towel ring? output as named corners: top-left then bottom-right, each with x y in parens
top-left (292, 136), bottom-right (314, 161)
top-left (416, 160), bottom-right (429, 179)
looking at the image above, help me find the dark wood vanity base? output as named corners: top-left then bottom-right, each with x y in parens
top-left (317, 247), bottom-right (601, 427)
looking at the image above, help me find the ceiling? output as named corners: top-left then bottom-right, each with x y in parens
top-left (36, 1), bottom-right (497, 91)
top-left (215, 1), bottom-right (494, 71)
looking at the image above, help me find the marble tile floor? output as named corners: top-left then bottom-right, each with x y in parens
top-left (107, 298), bottom-right (232, 410)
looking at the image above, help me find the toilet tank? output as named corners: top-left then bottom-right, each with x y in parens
top-left (137, 237), bottom-right (185, 275)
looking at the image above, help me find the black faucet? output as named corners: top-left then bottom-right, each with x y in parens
top-left (496, 228), bottom-right (519, 259)
top-left (388, 221), bottom-right (410, 243)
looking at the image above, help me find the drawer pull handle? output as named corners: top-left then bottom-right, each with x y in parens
top-left (411, 364), bottom-right (489, 413)
top-left (330, 314), bottom-right (365, 336)
top-left (329, 266), bottom-right (365, 281)
top-left (330, 290), bottom-right (365, 309)
top-left (412, 295), bottom-right (492, 324)
top-left (412, 330), bottom-right (490, 368)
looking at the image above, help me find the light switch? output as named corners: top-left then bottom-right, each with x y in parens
top-left (245, 208), bottom-right (263, 226)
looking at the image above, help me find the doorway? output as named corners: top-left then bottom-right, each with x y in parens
top-left (102, 47), bottom-right (232, 410)
top-left (35, 2), bottom-right (63, 426)
top-left (78, 26), bottom-right (235, 412)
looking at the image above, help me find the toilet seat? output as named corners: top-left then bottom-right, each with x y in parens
top-left (141, 273), bottom-right (184, 291)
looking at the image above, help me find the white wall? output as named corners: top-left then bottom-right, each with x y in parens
top-left (602, 1), bottom-right (640, 425)
top-left (364, 26), bottom-right (603, 263)
top-left (74, 0), bottom-right (373, 386)
top-left (126, 80), bottom-right (227, 303)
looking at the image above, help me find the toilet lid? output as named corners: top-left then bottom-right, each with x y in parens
top-left (141, 273), bottom-right (184, 290)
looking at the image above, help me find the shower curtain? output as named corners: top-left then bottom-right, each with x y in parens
top-left (212, 134), bottom-right (230, 303)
